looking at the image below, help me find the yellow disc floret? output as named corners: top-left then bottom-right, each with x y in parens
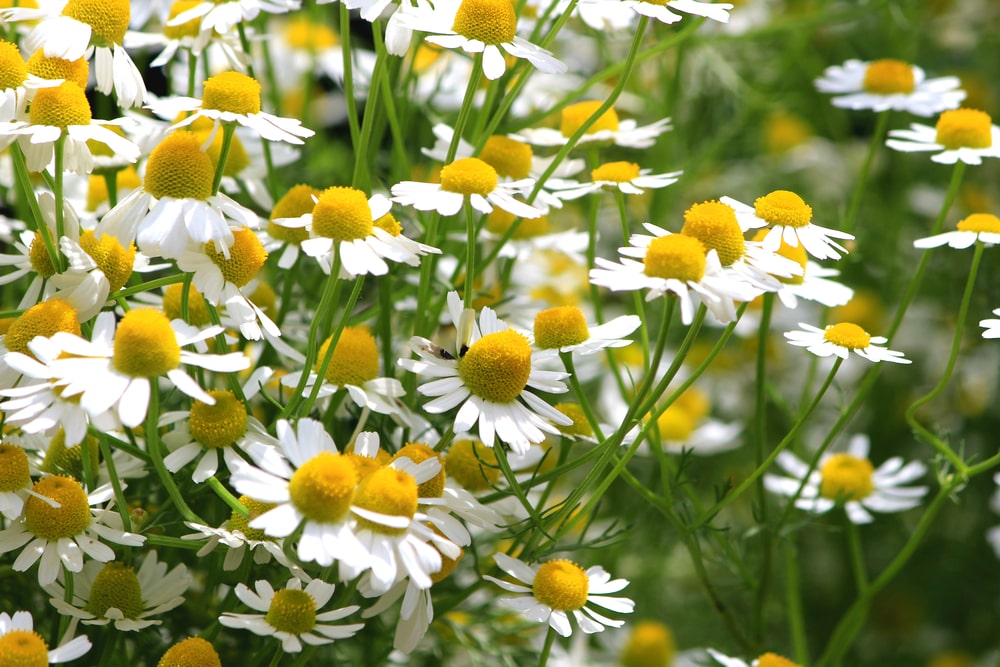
top-left (194, 127), bottom-right (250, 177)
top-left (560, 101), bottom-right (619, 138)
top-left (681, 200), bottom-right (746, 266)
top-left (354, 467), bottom-right (418, 535)
top-left (819, 454), bottom-right (874, 501)
top-left (458, 329), bottom-right (532, 403)
top-left (655, 404), bottom-right (698, 442)
top-left (227, 496), bottom-right (277, 541)
top-left (440, 158), bottom-right (499, 196)
top-left (592, 161), bottom-right (640, 183)
top-left (24, 475), bottom-right (90, 540)
top-left (4, 299), bottom-right (81, 356)
top-left (40, 431), bottom-right (100, 481)
top-left (0, 40), bottom-right (27, 90)
top-left (164, 1), bottom-right (204, 40)
top-left (112, 308), bottom-right (181, 378)
top-left (757, 653), bottom-right (801, 667)
top-left (935, 109), bottom-right (993, 150)
top-left (205, 227), bottom-right (267, 287)
top-left (162, 283), bottom-right (211, 326)
top-left (80, 230), bottom-right (136, 292)
top-left (0, 443), bottom-right (31, 492)
top-left (85, 561), bottom-right (144, 619)
top-left (533, 306), bottom-right (589, 349)
top-left (28, 233), bottom-right (57, 278)
top-left (532, 559), bottom-right (589, 611)
top-left (311, 186), bottom-right (373, 242)
top-left (620, 620), bottom-right (676, 667)
top-left (315, 326), bottom-right (379, 387)
top-left (26, 51), bottom-right (89, 88)
top-left (451, 0), bottom-right (517, 44)
top-left (189, 389), bottom-right (247, 449)
top-left (373, 211), bottom-right (403, 236)
top-left (201, 71), bottom-right (261, 115)
top-left (158, 637), bottom-right (223, 667)
top-left (284, 17), bottom-right (339, 52)
top-left (392, 443), bottom-right (445, 498)
top-left (822, 322), bottom-right (871, 349)
top-left (265, 588), bottom-right (316, 635)
top-left (63, 0), bottom-right (130, 46)
top-left (288, 452), bottom-right (357, 523)
top-left (0, 629), bottom-right (49, 667)
top-left (29, 81), bottom-right (91, 129)
top-left (486, 209), bottom-right (549, 238)
top-left (862, 59), bottom-right (915, 94)
top-left (554, 403), bottom-right (592, 438)
top-left (479, 135), bottom-right (533, 179)
top-left (269, 184), bottom-right (319, 244)
top-left (87, 167), bottom-right (142, 211)
top-left (754, 190), bottom-right (813, 229)
top-left (752, 228), bottom-right (807, 284)
top-left (144, 133), bottom-right (215, 201)
top-left (445, 439), bottom-right (499, 492)
top-left (956, 212), bottom-right (1000, 234)
top-left (642, 234), bottom-right (706, 282)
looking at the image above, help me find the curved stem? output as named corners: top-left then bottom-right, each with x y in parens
top-left (842, 110), bottom-right (890, 236)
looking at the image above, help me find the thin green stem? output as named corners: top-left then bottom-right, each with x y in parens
top-left (463, 200), bottom-right (477, 309)
top-left (145, 383), bottom-right (204, 524)
top-left (211, 124), bottom-right (236, 196)
top-left (340, 2), bottom-right (362, 149)
top-left (538, 627), bottom-right (557, 667)
top-left (842, 110), bottom-right (891, 236)
top-left (784, 540), bottom-right (810, 665)
top-left (845, 517), bottom-right (868, 594)
top-left (97, 433), bottom-right (131, 531)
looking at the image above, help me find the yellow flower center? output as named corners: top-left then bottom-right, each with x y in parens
top-left (532, 559), bottom-right (589, 611)
top-left (0, 443), bottom-right (31, 492)
top-left (533, 306), bottom-right (589, 349)
top-left (0, 630), bottom-right (49, 667)
top-left (111, 308), bottom-right (181, 378)
top-left (655, 404), bottom-right (698, 441)
top-left (354, 467), bottom-right (418, 535)
top-left (24, 475), bottom-right (90, 540)
top-left (560, 101), bottom-right (620, 138)
top-left (284, 17), bottom-right (338, 52)
top-left (201, 71), bottom-right (261, 115)
top-left (86, 167), bottom-right (142, 211)
top-left (862, 59), bottom-right (915, 94)
top-left (28, 81), bottom-right (91, 129)
top-left (763, 110), bottom-right (813, 155)
top-left (265, 588), bottom-right (316, 635)
top-left (753, 190), bottom-right (813, 229)
top-left (288, 451), bottom-right (357, 523)
top-left (163, 0), bottom-right (203, 40)
top-left (642, 234), bottom-right (706, 282)
top-left (204, 227), bottom-right (266, 287)
top-left (0, 40), bottom-right (27, 90)
top-left (315, 326), bottom-right (379, 387)
top-left (681, 200), bottom-right (746, 266)
top-left (752, 229), bottom-right (807, 284)
top-left (373, 211), bottom-right (403, 236)
top-left (956, 212), bottom-right (1000, 234)
top-left (268, 184), bottom-right (318, 244)
top-left (26, 51), bottom-right (89, 88)
top-left (28, 233), bottom-right (57, 278)
top-left (194, 127), bottom-right (250, 177)
top-left (486, 209), bottom-right (549, 238)
top-left (451, 0), bottom-right (517, 44)
top-left (445, 439), bottom-right (499, 492)
top-left (757, 653), bottom-right (801, 667)
top-left (440, 157), bottom-right (499, 196)
top-left (822, 322), bottom-right (871, 349)
top-left (479, 135), bottom-right (533, 179)
top-left (63, 0), bottom-right (130, 46)
top-left (620, 620), bottom-right (676, 667)
top-left (162, 283), bottom-right (211, 326)
top-left (392, 443), bottom-right (445, 498)
top-left (4, 298), bottom-right (81, 356)
top-left (40, 431), bottom-right (100, 481)
top-left (311, 186), bottom-right (373, 242)
top-left (85, 561), bottom-right (144, 619)
top-left (591, 161), bottom-right (641, 183)
top-left (227, 495), bottom-right (277, 541)
top-left (80, 230), bottom-right (135, 292)
top-left (189, 389), bottom-right (247, 449)
top-left (144, 133), bottom-right (215, 201)
top-left (819, 454), bottom-right (875, 501)
top-left (158, 637), bottom-right (222, 667)
top-left (935, 109), bottom-right (993, 150)
top-left (458, 329), bottom-right (532, 403)
top-left (554, 403), bottom-right (592, 437)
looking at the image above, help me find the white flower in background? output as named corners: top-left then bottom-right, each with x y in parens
top-left (513, 101), bottom-right (671, 149)
top-left (0, 443), bottom-right (33, 520)
top-left (886, 108), bottom-right (1000, 165)
top-left (981, 309), bottom-right (1000, 339)
top-left (577, 0), bottom-right (732, 30)
top-left (815, 58), bottom-right (965, 116)
top-left (707, 649), bottom-right (802, 667)
top-left (784, 321), bottom-right (910, 364)
top-left (914, 212), bottom-right (1000, 249)
top-left (549, 161), bottom-right (681, 201)
top-left (169, 0), bottom-right (301, 35)
top-left (532, 306), bottom-right (641, 356)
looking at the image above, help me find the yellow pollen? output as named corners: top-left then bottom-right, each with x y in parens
top-left (4, 299), bottom-right (81, 357)
top-left (201, 71), bottom-right (261, 115)
top-left (642, 234), bottom-right (706, 282)
top-left (189, 389), bottom-right (247, 449)
top-left (681, 200), bottom-right (746, 266)
top-left (162, 283), bottom-right (211, 326)
top-left (486, 209), bottom-right (549, 238)
top-left (85, 562), bottom-right (144, 619)
top-left (819, 454), bottom-right (875, 502)
top-left (656, 404), bottom-right (698, 441)
top-left (862, 59), bottom-right (915, 94)
top-left (753, 190), bottom-right (813, 228)
top-left (451, 0), bottom-right (517, 44)
top-left (532, 559), bottom-right (589, 611)
top-left (445, 439), bottom-right (499, 492)
top-left (479, 136), bottom-right (533, 179)
top-left (205, 227), bottom-right (267, 287)
top-left (440, 158), bottom-right (499, 196)
top-left (373, 211), bottom-right (403, 236)
top-left (311, 186), bottom-right (373, 242)
top-left (315, 326), bottom-right (379, 387)
top-left (620, 620), bottom-right (676, 667)
top-left (354, 467), bottom-right (418, 535)
top-left (0, 40), bottom-right (27, 90)
top-left (284, 17), bottom-right (339, 52)
top-left (560, 101), bottom-right (620, 138)
top-left (26, 51), bottom-right (89, 88)
top-left (40, 431), bottom-right (100, 481)
top-left (752, 228), bottom-right (807, 284)
top-left (554, 403), bottom-right (592, 437)
top-left (194, 127), bottom-right (250, 177)
top-left (164, 0), bottom-right (203, 39)
top-left (458, 329), bottom-right (532, 403)
top-left (28, 233), bottom-right (57, 278)
top-left (24, 475), bottom-right (90, 540)
top-left (757, 653), bottom-right (801, 667)
top-left (956, 212), bottom-right (1000, 234)
top-left (63, 0), bottom-right (130, 46)
top-left (935, 109), bottom-right (993, 150)
top-left (592, 161), bottom-right (641, 183)
top-left (144, 133), bottom-right (215, 201)
top-left (268, 184), bottom-right (319, 244)
top-left (288, 451), bottom-right (357, 523)
top-left (80, 230), bottom-right (135, 292)
top-left (29, 81), bottom-right (91, 129)
top-left (158, 637), bottom-right (223, 667)
top-left (392, 443), bottom-right (445, 498)
top-left (87, 167), bottom-right (142, 211)
top-left (227, 496), bottom-right (277, 541)
top-left (0, 443), bottom-right (31, 492)
top-left (111, 308), bottom-right (181, 378)
top-left (823, 322), bottom-right (871, 349)
top-left (0, 629), bottom-right (49, 667)
top-left (265, 588), bottom-right (316, 635)
top-left (533, 306), bottom-right (589, 349)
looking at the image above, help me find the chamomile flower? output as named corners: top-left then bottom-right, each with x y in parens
top-left (707, 649), bottom-right (801, 667)
top-left (45, 551), bottom-right (190, 630)
top-left (219, 577), bottom-right (363, 654)
top-left (764, 434), bottom-right (928, 524)
top-left (0, 444), bottom-right (32, 520)
top-left (576, 0), bottom-right (732, 30)
top-left (914, 212), bottom-right (1000, 249)
top-left (815, 58), bottom-right (966, 116)
top-left (533, 306), bottom-right (641, 356)
top-left (0, 38), bottom-right (63, 122)
top-left (749, 229), bottom-right (854, 309)
top-left (722, 190), bottom-right (854, 261)
top-left (0, 476), bottom-right (144, 586)
top-left (784, 321), bottom-right (910, 364)
top-left (549, 161), bottom-right (682, 201)
top-left (168, 0), bottom-right (301, 35)
top-left (886, 108), bottom-right (1000, 165)
top-left (50, 229), bottom-right (136, 321)
top-left (981, 309), bottom-right (1000, 339)
top-left (264, 183), bottom-right (320, 269)
top-left (0, 610), bottom-right (91, 665)
top-left (650, 387), bottom-right (742, 456)
top-left (513, 101), bottom-right (672, 149)
top-left (126, 1), bottom-right (245, 72)
top-left (484, 552), bottom-right (635, 637)
top-left (399, 291), bottom-right (573, 454)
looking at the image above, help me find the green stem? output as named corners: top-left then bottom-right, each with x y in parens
top-left (207, 476), bottom-right (249, 516)
top-left (537, 627), bottom-right (557, 667)
top-left (145, 383), bottom-right (204, 523)
top-left (784, 540), bottom-right (810, 665)
top-left (845, 517), bottom-right (868, 594)
top-left (463, 200), bottom-right (477, 309)
top-left (339, 2), bottom-right (362, 150)
top-left (446, 52), bottom-right (484, 164)
top-left (752, 292), bottom-right (775, 641)
top-left (97, 433), bottom-right (131, 531)
top-left (211, 124), bottom-right (236, 196)
top-left (842, 110), bottom-right (891, 236)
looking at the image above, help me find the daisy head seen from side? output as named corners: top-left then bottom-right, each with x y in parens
top-left (886, 108), bottom-right (1000, 165)
top-left (815, 58), bottom-right (965, 116)
top-left (914, 212), bottom-right (1000, 249)
top-left (784, 321), bottom-right (910, 364)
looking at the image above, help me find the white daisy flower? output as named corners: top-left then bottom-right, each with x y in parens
top-left (577, 0), bottom-right (732, 30)
top-left (748, 230), bottom-right (854, 309)
top-left (0, 476), bottom-right (144, 586)
top-left (484, 552), bottom-right (635, 637)
top-left (512, 101), bottom-right (672, 149)
top-left (0, 192), bottom-right (71, 310)
top-left (764, 434), bottom-right (928, 524)
top-left (45, 551), bottom-right (189, 630)
top-left (0, 39), bottom-right (64, 122)
top-left (399, 291), bottom-right (573, 454)
top-left (169, 0), bottom-right (301, 35)
top-left (707, 648), bottom-right (802, 667)
top-left (649, 388), bottom-right (742, 456)
top-left (914, 212), bottom-right (1000, 249)
top-left (219, 577), bottom-right (363, 654)
top-left (722, 190), bottom-right (854, 261)
top-left (0, 443), bottom-right (33, 520)
top-left (886, 108), bottom-right (1000, 165)
top-left (784, 321), bottom-right (910, 364)
top-left (815, 58), bottom-right (966, 116)
top-left (532, 306), bottom-right (641, 356)
top-left (50, 229), bottom-right (136, 322)
top-left (0, 610), bottom-right (91, 665)
top-left (549, 161), bottom-right (682, 201)
top-left (981, 309), bottom-right (1000, 340)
